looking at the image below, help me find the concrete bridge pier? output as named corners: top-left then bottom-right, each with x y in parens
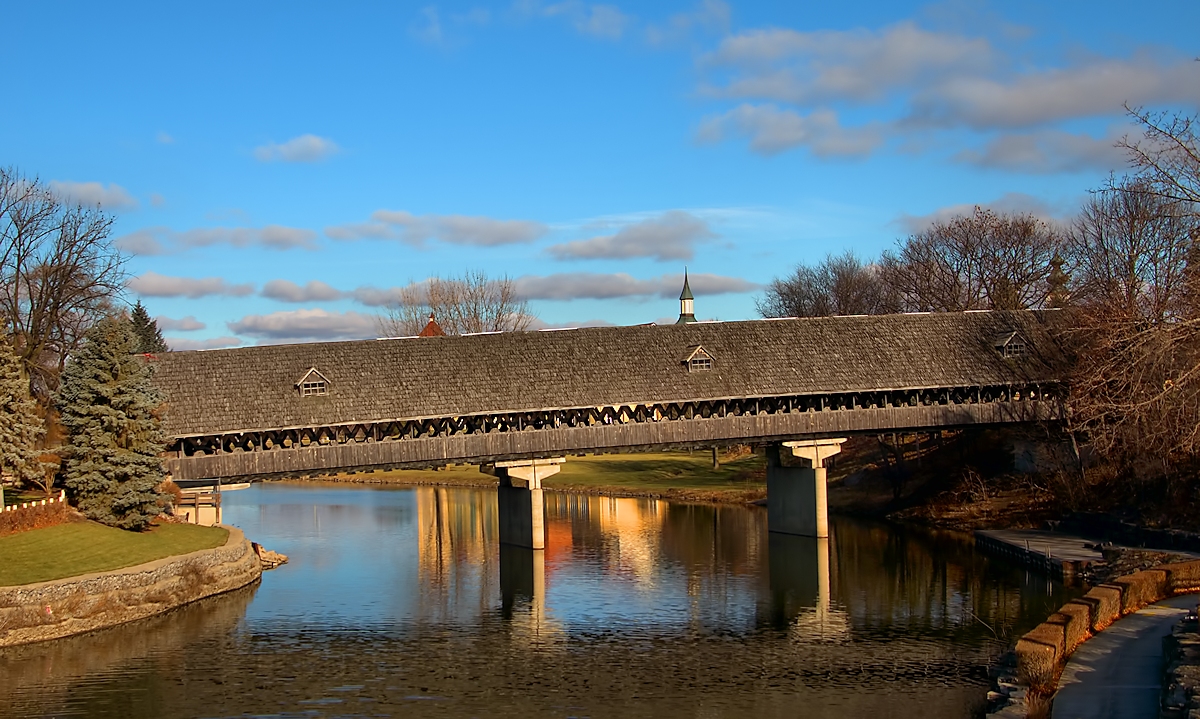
top-left (766, 439), bottom-right (846, 538)
top-left (484, 458), bottom-right (565, 550)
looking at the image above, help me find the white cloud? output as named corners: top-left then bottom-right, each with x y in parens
top-left (528, 1), bottom-right (631, 40)
top-left (262, 279), bottom-right (346, 302)
top-left (514, 271), bottom-right (758, 300)
top-left (350, 285), bottom-right (408, 308)
top-left (414, 6), bottom-right (443, 43)
top-left (695, 19), bottom-right (1200, 167)
top-left (327, 210), bottom-right (546, 246)
top-left (908, 57), bottom-right (1200, 130)
top-left (703, 22), bottom-right (993, 105)
top-left (228, 309), bottom-right (380, 344)
top-left (955, 127), bottom-right (1133, 174)
top-left (346, 271), bottom-right (758, 307)
top-left (166, 336), bottom-right (243, 351)
top-left (645, 0), bottom-right (729, 46)
top-left (892, 192), bottom-right (1072, 234)
top-left (156, 131), bottom-right (175, 144)
top-left (114, 225), bottom-right (319, 255)
top-left (697, 104), bottom-right (884, 157)
top-left (156, 315), bottom-right (206, 332)
top-left (149, 193), bottom-right (167, 207)
top-left (114, 229), bottom-right (167, 255)
top-left (48, 181), bottom-right (139, 210)
top-left (253, 134), bottom-right (340, 163)
top-left (127, 272), bottom-right (255, 299)
top-left (453, 7), bottom-right (490, 24)
top-left (548, 211), bottom-right (716, 261)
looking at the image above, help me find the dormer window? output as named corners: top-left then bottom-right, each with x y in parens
top-left (295, 368), bottom-right (330, 396)
top-left (682, 345), bottom-right (714, 372)
top-left (993, 332), bottom-right (1028, 359)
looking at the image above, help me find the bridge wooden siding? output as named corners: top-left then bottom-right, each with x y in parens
top-left (154, 310), bottom-right (1071, 482)
top-left (165, 391), bottom-right (1057, 481)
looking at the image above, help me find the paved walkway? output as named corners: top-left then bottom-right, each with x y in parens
top-left (1053, 594), bottom-right (1198, 719)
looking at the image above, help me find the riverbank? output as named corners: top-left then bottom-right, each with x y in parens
top-left (0, 525), bottom-right (261, 647)
top-left (317, 450), bottom-right (770, 505)
top-left (0, 521), bottom-right (229, 586)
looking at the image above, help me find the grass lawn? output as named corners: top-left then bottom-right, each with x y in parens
top-left (331, 450), bottom-right (767, 497)
top-left (547, 451), bottom-right (765, 492)
top-left (0, 521), bottom-right (229, 587)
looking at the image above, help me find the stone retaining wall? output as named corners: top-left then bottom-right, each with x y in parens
top-left (0, 526), bottom-right (262, 647)
top-left (1015, 560), bottom-right (1200, 691)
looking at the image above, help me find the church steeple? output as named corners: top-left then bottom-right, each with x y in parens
top-left (676, 269), bottom-right (696, 324)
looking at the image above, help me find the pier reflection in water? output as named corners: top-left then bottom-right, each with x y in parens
top-left (0, 483), bottom-right (1069, 718)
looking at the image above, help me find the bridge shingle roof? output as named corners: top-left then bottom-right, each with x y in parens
top-left (152, 310), bottom-right (1070, 438)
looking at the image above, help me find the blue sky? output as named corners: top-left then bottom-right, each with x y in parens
top-left (3, 0), bottom-right (1198, 348)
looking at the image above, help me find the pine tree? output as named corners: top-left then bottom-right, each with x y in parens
top-left (0, 340), bottom-right (46, 504)
top-left (130, 301), bottom-right (169, 354)
top-left (56, 317), bottom-right (165, 530)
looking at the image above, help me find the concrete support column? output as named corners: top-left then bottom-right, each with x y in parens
top-left (483, 458), bottom-right (564, 550)
top-left (766, 439), bottom-right (845, 538)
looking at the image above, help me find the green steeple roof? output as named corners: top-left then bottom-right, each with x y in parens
top-left (679, 270), bottom-right (694, 301)
top-left (676, 269), bottom-right (696, 324)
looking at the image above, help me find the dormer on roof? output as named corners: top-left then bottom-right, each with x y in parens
top-left (419, 313), bottom-right (446, 337)
top-left (681, 345), bottom-right (713, 372)
top-left (296, 367), bottom-right (331, 396)
top-left (993, 331), bottom-right (1028, 358)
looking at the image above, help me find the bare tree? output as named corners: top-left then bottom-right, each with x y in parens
top-left (377, 270), bottom-right (536, 336)
top-left (1066, 179), bottom-right (1194, 324)
top-left (757, 251), bottom-right (895, 317)
top-left (1121, 107), bottom-right (1200, 207)
top-left (1065, 110), bottom-right (1200, 470)
top-left (0, 168), bottom-right (126, 399)
top-left (880, 207), bottom-right (1063, 312)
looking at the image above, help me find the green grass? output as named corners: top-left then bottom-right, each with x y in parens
top-left (546, 451), bottom-right (765, 492)
top-left (333, 450), bottom-right (767, 495)
top-left (0, 521), bottom-right (229, 587)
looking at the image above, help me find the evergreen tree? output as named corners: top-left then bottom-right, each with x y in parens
top-left (129, 301), bottom-right (168, 354)
top-left (0, 340), bottom-right (46, 503)
top-left (56, 317), bottom-right (165, 530)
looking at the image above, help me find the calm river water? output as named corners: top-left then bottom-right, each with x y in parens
top-left (0, 483), bottom-right (1068, 718)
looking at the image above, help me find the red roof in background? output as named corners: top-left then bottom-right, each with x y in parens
top-left (418, 315), bottom-right (446, 337)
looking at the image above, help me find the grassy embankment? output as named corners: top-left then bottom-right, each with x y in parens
top-left (0, 522), bottom-right (228, 586)
top-left (328, 450), bottom-right (770, 503)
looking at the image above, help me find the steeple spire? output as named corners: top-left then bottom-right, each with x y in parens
top-left (676, 269), bottom-right (696, 324)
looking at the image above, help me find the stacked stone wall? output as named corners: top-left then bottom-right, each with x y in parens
top-left (0, 526), bottom-right (262, 647)
top-left (1015, 560), bottom-right (1200, 691)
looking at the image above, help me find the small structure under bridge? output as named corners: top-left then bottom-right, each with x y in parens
top-left (152, 308), bottom-right (1070, 548)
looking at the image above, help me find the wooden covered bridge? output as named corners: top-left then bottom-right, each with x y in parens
top-left (152, 309), bottom-right (1070, 546)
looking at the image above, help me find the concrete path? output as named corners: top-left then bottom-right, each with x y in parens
top-left (1053, 594), bottom-right (1198, 719)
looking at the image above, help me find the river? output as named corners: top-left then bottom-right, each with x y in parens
top-left (0, 482), bottom-right (1068, 718)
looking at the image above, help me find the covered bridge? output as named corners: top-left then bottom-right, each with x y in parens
top-left (153, 309), bottom-right (1071, 484)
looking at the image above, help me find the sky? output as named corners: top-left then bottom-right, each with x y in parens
top-left (3, 0), bottom-right (1198, 349)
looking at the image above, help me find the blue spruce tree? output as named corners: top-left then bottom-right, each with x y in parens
top-left (56, 316), bottom-right (165, 530)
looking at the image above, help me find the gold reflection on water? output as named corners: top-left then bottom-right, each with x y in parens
top-left (415, 487), bottom-right (846, 637)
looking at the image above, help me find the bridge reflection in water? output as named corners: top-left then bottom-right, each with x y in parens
top-left (416, 487), bottom-right (851, 639)
top-left (1, 484), bottom-right (1072, 719)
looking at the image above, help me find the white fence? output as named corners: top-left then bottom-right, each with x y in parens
top-left (1, 490), bottom-right (67, 513)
